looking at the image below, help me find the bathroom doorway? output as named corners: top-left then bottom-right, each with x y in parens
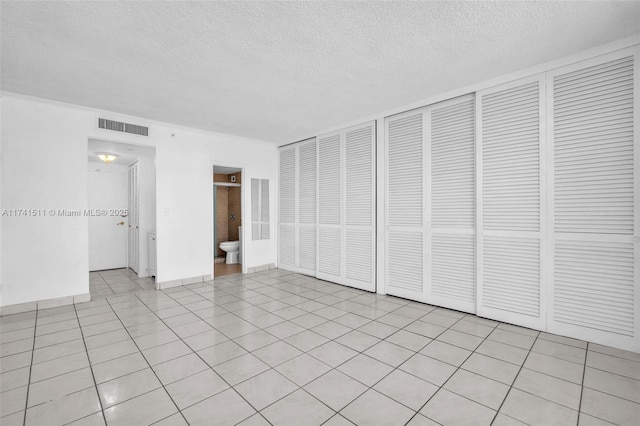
top-left (213, 165), bottom-right (243, 277)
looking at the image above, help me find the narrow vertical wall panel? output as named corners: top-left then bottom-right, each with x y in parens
top-left (477, 77), bottom-right (545, 330)
top-left (429, 97), bottom-right (476, 313)
top-left (548, 50), bottom-right (638, 352)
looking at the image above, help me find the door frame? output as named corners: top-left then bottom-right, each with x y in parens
top-left (211, 162), bottom-right (246, 278)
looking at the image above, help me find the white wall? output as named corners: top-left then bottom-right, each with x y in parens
top-left (0, 93), bottom-right (278, 307)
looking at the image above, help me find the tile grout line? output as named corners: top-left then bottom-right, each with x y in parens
top-left (72, 303), bottom-right (108, 425)
top-left (487, 332), bottom-right (541, 426)
top-left (576, 341), bottom-right (589, 426)
top-left (21, 309), bottom-right (38, 426)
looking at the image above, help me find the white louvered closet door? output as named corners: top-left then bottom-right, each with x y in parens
top-left (385, 111), bottom-right (427, 301)
top-left (278, 147), bottom-right (296, 270)
top-left (547, 50), bottom-right (639, 352)
top-left (317, 133), bottom-right (342, 282)
top-left (127, 162), bottom-right (139, 273)
top-left (477, 76), bottom-right (547, 330)
top-left (428, 96), bottom-right (476, 313)
top-left (297, 139), bottom-right (317, 275)
top-left (317, 123), bottom-right (375, 291)
top-left (344, 123), bottom-right (376, 290)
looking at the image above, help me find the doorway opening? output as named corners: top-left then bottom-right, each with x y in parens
top-left (87, 139), bottom-right (156, 298)
top-left (213, 165), bottom-right (243, 278)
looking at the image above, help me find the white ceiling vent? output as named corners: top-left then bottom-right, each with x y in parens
top-left (98, 118), bottom-right (148, 136)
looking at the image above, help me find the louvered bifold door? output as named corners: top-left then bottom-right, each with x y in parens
top-left (344, 123), bottom-right (376, 291)
top-left (278, 147), bottom-right (296, 271)
top-left (385, 110), bottom-right (427, 301)
top-left (317, 132), bottom-right (342, 283)
top-left (428, 96), bottom-right (476, 313)
top-left (297, 139), bottom-right (317, 275)
top-left (547, 50), bottom-right (639, 352)
top-left (477, 76), bottom-right (547, 330)
top-left (127, 162), bottom-right (139, 273)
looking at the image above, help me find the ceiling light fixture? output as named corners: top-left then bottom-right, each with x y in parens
top-left (97, 153), bottom-right (118, 163)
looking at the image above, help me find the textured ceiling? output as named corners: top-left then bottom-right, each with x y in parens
top-left (2, 1), bottom-right (640, 145)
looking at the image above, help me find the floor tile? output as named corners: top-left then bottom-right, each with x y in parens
top-left (28, 367), bottom-right (95, 407)
top-left (1, 385), bottom-right (28, 417)
top-left (580, 387), bottom-right (640, 425)
top-left (237, 413), bottom-right (271, 426)
top-left (32, 339), bottom-right (86, 364)
top-left (235, 369), bottom-right (297, 410)
top-left (341, 389), bottom-right (415, 426)
top-left (364, 340), bottom-right (414, 367)
top-left (385, 329), bottom-right (432, 352)
top-left (234, 330), bottom-right (279, 352)
top-left (284, 329), bottom-right (329, 351)
top-left (583, 366), bottom-right (640, 403)
top-left (523, 350), bottom-right (584, 384)
top-left (261, 389), bottom-right (334, 426)
top-left (458, 352), bottom-right (519, 386)
top-left (103, 388), bottom-right (177, 426)
top-left (304, 369), bottom-right (367, 411)
top-left (1, 367), bottom-right (30, 392)
top-left (30, 351), bottom-right (89, 383)
top-left (275, 353), bottom-right (332, 386)
top-left (420, 340), bottom-right (471, 367)
top-left (475, 339), bottom-right (529, 366)
top-left (421, 389), bottom-right (495, 426)
top-left (308, 341), bottom-right (358, 368)
top-left (92, 352), bottom-right (148, 384)
top-left (586, 351), bottom-right (640, 380)
top-left (513, 368), bottom-right (582, 410)
top-left (500, 388), bottom-right (578, 425)
top-left (0, 351), bottom-right (32, 373)
top-left (142, 340), bottom-right (193, 365)
top-left (399, 353), bottom-right (456, 386)
top-left (97, 368), bottom-right (161, 408)
top-left (88, 339), bottom-right (138, 365)
top-left (252, 340), bottom-right (303, 367)
top-left (532, 339), bottom-right (586, 364)
top-left (487, 328), bottom-right (536, 350)
top-left (152, 353), bottom-right (209, 385)
top-left (25, 387), bottom-right (101, 425)
top-left (182, 329), bottom-right (229, 351)
top-left (323, 414), bottom-right (356, 426)
top-left (358, 321), bottom-right (399, 339)
top-left (182, 388), bottom-right (256, 425)
top-left (213, 353), bottom-right (270, 385)
top-left (165, 369), bottom-right (229, 410)
top-left (373, 369), bottom-right (438, 411)
top-left (338, 354), bottom-right (394, 387)
top-left (405, 414), bottom-right (440, 426)
top-left (197, 340), bottom-right (248, 367)
top-left (263, 321), bottom-right (306, 339)
top-left (403, 320), bottom-right (446, 339)
top-left (444, 368), bottom-right (509, 410)
top-left (335, 330), bottom-right (381, 352)
top-left (66, 411), bottom-right (106, 425)
top-left (133, 329), bottom-right (179, 350)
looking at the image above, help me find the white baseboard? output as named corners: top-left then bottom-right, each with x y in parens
top-left (0, 293), bottom-right (91, 316)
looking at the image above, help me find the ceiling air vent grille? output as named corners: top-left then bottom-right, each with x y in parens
top-left (98, 118), bottom-right (148, 136)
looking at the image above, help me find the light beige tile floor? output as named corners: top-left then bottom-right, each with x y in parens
top-left (1, 268), bottom-right (639, 425)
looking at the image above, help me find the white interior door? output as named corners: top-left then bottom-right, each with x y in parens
top-left (278, 146), bottom-right (296, 270)
top-left (476, 76), bottom-right (546, 330)
top-left (317, 123), bottom-right (375, 292)
top-left (88, 168), bottom-right (127, 271)
top-left (547, 49), bottom-right (639, 352)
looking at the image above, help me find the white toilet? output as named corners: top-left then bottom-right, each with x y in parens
top-left (219, 241), bottom-right (240, 264)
